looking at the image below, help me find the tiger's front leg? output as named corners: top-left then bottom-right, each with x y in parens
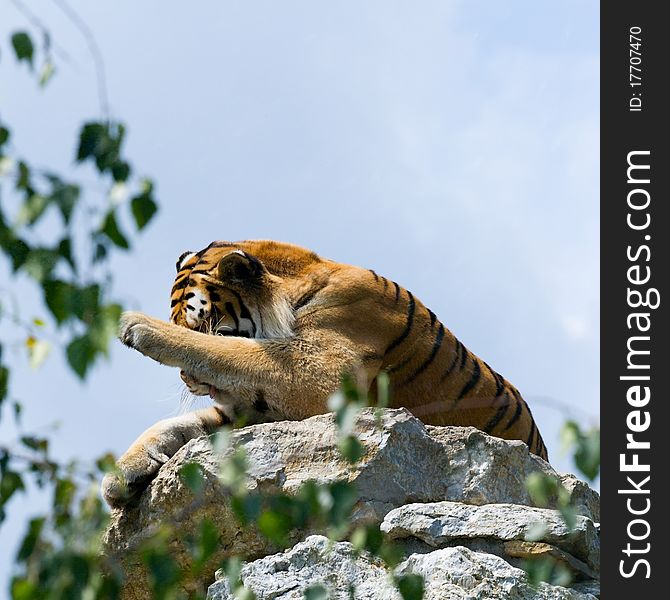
top-left (118, 311), bottom-right (367, 421)
top-left (101, 406), bottom-right (227, 508)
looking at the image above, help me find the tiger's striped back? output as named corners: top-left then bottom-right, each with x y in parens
top-left (367, 268), bottom-right (547, 460)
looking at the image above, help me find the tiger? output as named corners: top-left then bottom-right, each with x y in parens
top-left (102, 240), bottom-right (548, 507)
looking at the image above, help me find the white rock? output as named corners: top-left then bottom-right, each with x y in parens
top-left (207, 535), bottom-right (597, 600)
top-left (381, 501), bottom-right (599, 571)
top-left (104, 409), bottom-right (600, 599)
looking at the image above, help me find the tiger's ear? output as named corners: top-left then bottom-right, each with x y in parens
top-left (176, 251), bottom-right (195, 272)
top-left (217, 250), bottom-right (264, 284)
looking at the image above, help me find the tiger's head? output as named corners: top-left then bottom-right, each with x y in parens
top-left (170, 242), bottom-right (296, 338)
top-left (171, 241), bottom-right (302, 396)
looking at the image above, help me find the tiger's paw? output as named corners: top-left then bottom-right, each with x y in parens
top-left (100, 441), bottom-right (172, 508)
top-left (100, 414), bottom-right (208, 508)
top-left (118, 311), bottom-right (158, 351)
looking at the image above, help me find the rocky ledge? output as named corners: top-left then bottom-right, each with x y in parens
top-left (103, 408), bottom-right (600, 599)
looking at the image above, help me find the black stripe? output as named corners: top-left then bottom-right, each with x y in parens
top-left (483, 361), bottom-right (505, 397)
top-left (393, 282), bottom-right (400, 303)
top-left (503, 397), bottom-right (523, 432)
top-left (230, 290), bottom-right (257, 336)
top-left (184, 292), bottom-right (195, 299)
top-left (362, 352), bottom-right (383, 364)
top-left (294, 289), bottom-right (318, 310)
top-left (171, 277), bottom-right (190, 292)
top-left (190, 269), bottom-right (211, 275)
top-left (369, 269), bottom-right (379, 282)
top-left (458, 345), bottom-right (469, 371)
top-left (483, 391), bottom-right (511, 433)
top-left (427, 309), bottom-right (437, 330)
top-left (440, 340), bottom-right (462, 382)
top-left (455, 359), bottom-right (481, 403)
top-left (253, 390), bottom-right (269, 413)
top-left (526, 420), bottom-right (537, 451)
top-left (403, 323), bottom-right (445, 385)
top-left (176, 250), bottom-right (193, 270)
top-left (387, 356), bottom-right (414, 375)
top-left (386, 291), bottom-right (415, 354)
top-left (225, 302), bottom-right (239, 329)
top-left (170, 298), bottom-right (179, 307)
top-left (231, 291), bottom-right (252, 320)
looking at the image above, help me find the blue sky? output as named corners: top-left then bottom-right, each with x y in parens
top-left (0, 0), bottom-right (599, 588)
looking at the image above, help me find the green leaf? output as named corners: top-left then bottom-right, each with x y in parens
top-left (11, 32), bottom-right (34, 67)
top-left (111, 161), bottom-right (131, 182)
top-left (376, 371), bottom-right (390, 408)
top-left (16, 161), bottom-right (31, 190)
top-left (130, 190), bottom-right (158, 231)
top-left (191, 518), bottom-right (219, 569)
top-left (77, 121), bottom-right (126, 173)
top-left (142, 547), bottom-right (181, 595)
top-left (57, 237), bottom-right (76, 272)
top-left (100, 210), bottom-right (130, 249)
top-left (350, 524), bottom-right (383, 555)
top-left (10, 578), bottom-right (39, 600)
top-left (21, 248), bottom-right (59, 282)
top-left (559, 504), bottom-right (577, 532)
top-left (50, 181), bottom-right (80, 225)
top-left (0, 213), bottom-right (31, 270)
top-left (73, 284), bottom-right (102, 323)
top-left (0, 364), bottom-right (8, 406)
top-left (6, 240), bottom-right (30, 271)
top-left (53, 477), bottom-right (76, 523)
top-left (231, 493), bottom-right (262, 526)
top-left (43, 280), bottom-right (102, 325)
top-left (338, 435), bottom-right (364, 464)
top-left (0, 126), bottom-right (9, 148)
top-left (0, 471), bottom-right (25, 514)
top-left (92, 237), bottom-right (108, 264)
top-left (574, 429), bottom-right (600, 481)
top-left (16, 517), bottom-right (45, 561)
top-left (327, 480), bottom-right (357, 528)
top-left (42, 280), bottom-right (75, 324)
top-left (257, 510), bottom-right (291, 545)
top-left (77, 123), bottom-right (106, 163)
top-left (395, 574), bottom-right (424, 600)
top-left (179, 462), bottom-right (205, 494)
top-left (95, 453), bottom-right (116, 473)
top-left (66, 334), bottom-right (96, 379)
top-left (87, 303), bottom-right (122, 354)
top-left (222, 557), bottom-right (248, 594)
top-left (20, 436), bottom-right (48, 453)
top-left (16, 193), bottom-right (49, 227)
top-left (525, 472), bottom-right (555, 508)
top-left (303, 584), bottom-right (328, 600)
top-left (560, 421), bottom-right (600, 481)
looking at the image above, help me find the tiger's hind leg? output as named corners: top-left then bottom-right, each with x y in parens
top-left (101, 406), bottom-right (228, 508)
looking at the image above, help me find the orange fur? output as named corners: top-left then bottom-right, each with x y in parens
top-left (102, 240), bottom-right (547, 508)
